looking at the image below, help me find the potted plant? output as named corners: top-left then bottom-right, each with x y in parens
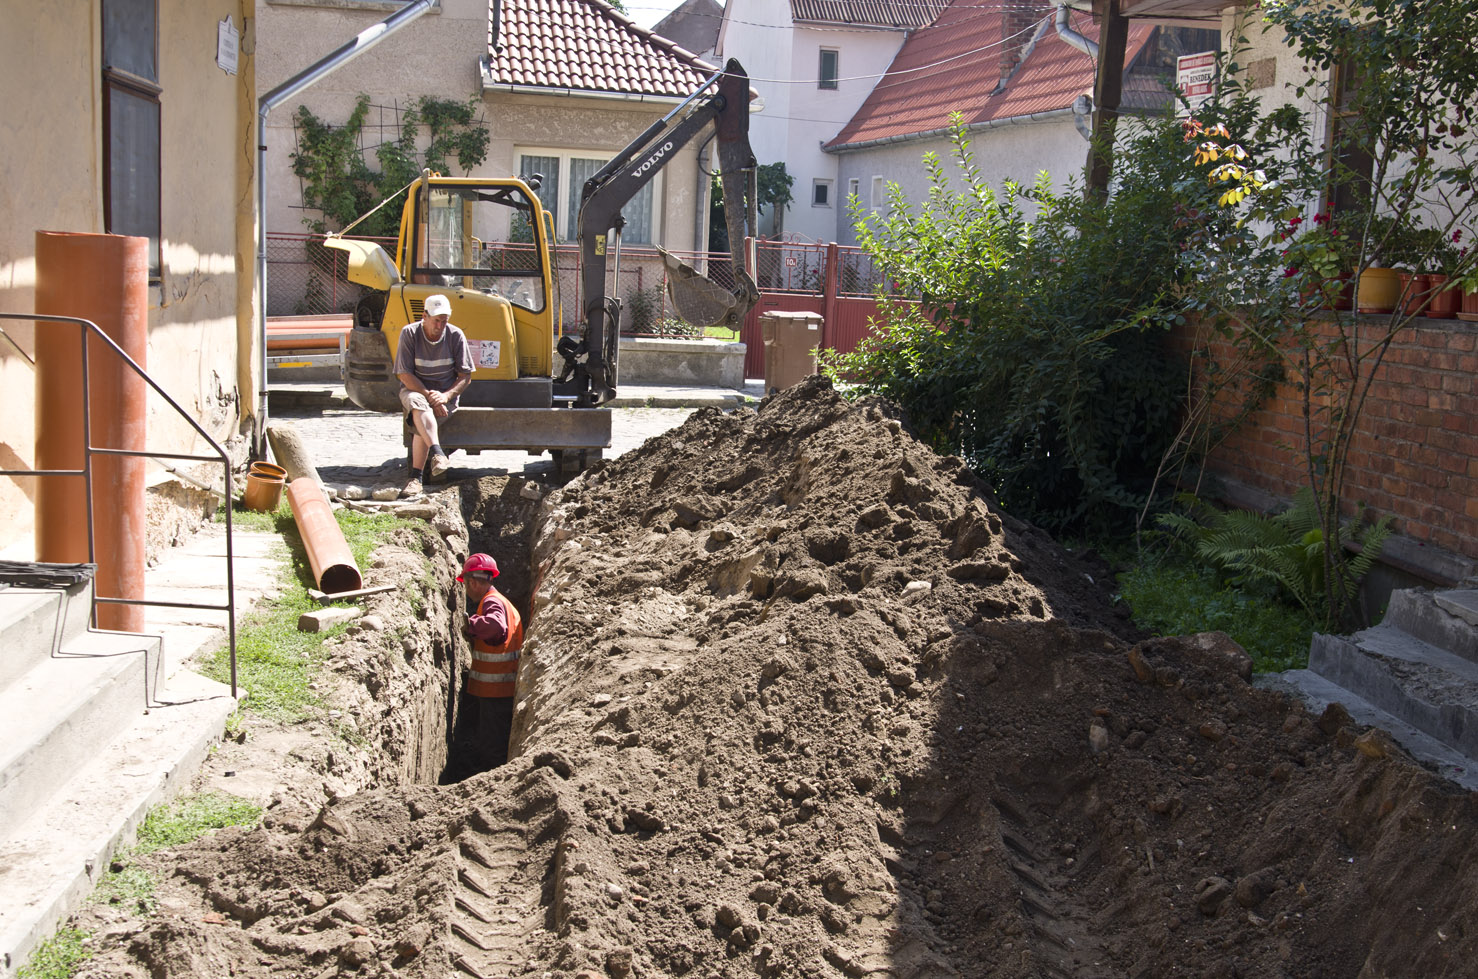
top-left (1356, 213), bottom-right (1414, 314)
top-left (1427, 232), bottom-right (1465, 319)
top-left (1370, 217), bottom-right (1440, 316)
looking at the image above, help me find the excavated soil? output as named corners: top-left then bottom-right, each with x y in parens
top-left (73, 378), bottom-right (1478, 979)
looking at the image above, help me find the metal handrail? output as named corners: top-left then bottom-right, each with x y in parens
top-left (0, 312), bottom-right (237, 698)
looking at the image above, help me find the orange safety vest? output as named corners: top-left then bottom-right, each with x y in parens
top-left (468, 589), bottom-right (523, 699)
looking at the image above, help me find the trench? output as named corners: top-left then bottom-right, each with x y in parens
top-left (438, 476), bottom-right (544, 784)
top-left (321, 473), bottom-right (547, 794)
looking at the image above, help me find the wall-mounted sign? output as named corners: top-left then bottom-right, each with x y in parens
top-left (1176, 51), bottom-right (1216, 113)
top-left (217, 16), bottom-right (239, 75)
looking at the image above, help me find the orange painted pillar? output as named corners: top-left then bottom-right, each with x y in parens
top-left (35, 232), bottom-right (148, 632)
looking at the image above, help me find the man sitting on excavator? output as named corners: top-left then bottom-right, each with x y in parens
top-left (394, 293), bottom-right (473, 497)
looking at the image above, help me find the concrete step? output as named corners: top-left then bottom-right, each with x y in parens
top-left (0, 582), bottom-right (95, 693)
top-left (1309, 623), bottom-right (1478, 762)
top-left (0, 628), bottom-right (162, 843)
top-left (1381, 587), bottom-right (1478, 666)
top-left (1259, 669), bottom-right (1478, 791)
top-left (0, 669), bottom-right (236, 978)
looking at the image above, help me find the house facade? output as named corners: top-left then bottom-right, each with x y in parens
top-left (718, 0), bottom-right (946, 241)
top-left (0, 0), bottom-right (258, 558)
top-left (825, 1), bottom-right (1222, 245)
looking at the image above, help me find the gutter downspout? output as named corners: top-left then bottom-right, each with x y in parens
top-left (1055, 3), bottom-right (1098, 60)
top-left (254, 0), bottom-right (436, 458)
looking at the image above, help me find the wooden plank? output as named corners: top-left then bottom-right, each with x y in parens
top-left (308, 583), bottom-right (396, 604)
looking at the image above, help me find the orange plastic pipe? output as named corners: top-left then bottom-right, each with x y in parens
top-left (286, 480), bottom-right (363, 595)
top-left (35, 232), bottom-right (148, 632)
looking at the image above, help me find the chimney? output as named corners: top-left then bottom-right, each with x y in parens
top-left (1000, 1), bottom-right (1051, 79)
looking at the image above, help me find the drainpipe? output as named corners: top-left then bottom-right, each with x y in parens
top-left (1055, 3), bottom-right (1098, 60)
top-left (254, 0), bottom-right (436, 458)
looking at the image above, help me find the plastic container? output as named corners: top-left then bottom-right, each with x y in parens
top-left (760, 311), bottom-right (822, 395)
top-left (242, 461), bottom-right (287, 512)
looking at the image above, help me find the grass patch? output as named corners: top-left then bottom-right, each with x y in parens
top-left (200, 499), bottom-right (425, 722)
top-left (135, 791), bottom-right (262, 853)
top-left (1116, 555), bottom-right (1315, 673)
top-left (17, 928), bottom-right (89, 979)
top-left (92, 863), bottom-right (158, 915)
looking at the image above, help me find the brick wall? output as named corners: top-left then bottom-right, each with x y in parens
top-left (1170, 313), bottom-right (1478, 569)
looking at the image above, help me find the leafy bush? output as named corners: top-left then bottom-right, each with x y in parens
top-left (824, 114), bottom-right (1208, 535)
top-left (291, 94), bottom-right (489, 236)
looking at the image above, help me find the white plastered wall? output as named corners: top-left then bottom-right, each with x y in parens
top-left (0, 0), bottom-right (254, 558)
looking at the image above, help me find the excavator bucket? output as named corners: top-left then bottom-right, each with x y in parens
top-left (658, 248), bottom-right (759, 329)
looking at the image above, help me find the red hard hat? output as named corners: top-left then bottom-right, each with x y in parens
top-left (458, 553), bottom-right (499, 582)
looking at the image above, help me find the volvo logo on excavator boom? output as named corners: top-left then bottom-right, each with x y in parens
top-left (631, 141), bottom-right (674, 179)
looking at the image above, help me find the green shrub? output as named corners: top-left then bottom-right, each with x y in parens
top-left (825, 113), bottom-right (1209, 535)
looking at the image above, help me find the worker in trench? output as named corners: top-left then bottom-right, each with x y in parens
top-left (395, 293), bottom-right (473, 498)
top-left (459, 553), bottom-right (523, 767)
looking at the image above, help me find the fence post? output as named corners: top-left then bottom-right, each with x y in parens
top-left (822, 242), bottom-right (839, 351)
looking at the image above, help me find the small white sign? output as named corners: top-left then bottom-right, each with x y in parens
top-left (473, 339), bottom-right (501, 369)
top-left (217, 17), bottom-right (239, 75)
top-left (1176, 51), bottom-right (1216, 113)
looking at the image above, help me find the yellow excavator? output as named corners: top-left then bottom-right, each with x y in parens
top-left (324, 59), bottom-right (759, 477)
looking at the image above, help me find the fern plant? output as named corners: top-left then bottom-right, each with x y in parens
top-left (1157, 489), bottom-right (1390, 631)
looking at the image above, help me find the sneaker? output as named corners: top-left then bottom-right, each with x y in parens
top-left (402, 477), bottom-right (423, 498)
top-left (428, 451), bottom-right (451, 480)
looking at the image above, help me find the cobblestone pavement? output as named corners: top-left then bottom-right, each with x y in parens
top-left (273, 405), bottom-right (697, 496)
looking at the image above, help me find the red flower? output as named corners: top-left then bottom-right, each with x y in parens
top-left (1454, 230), bottom-right (1464, 243)
top-left (1284, 267), bottom-right (1299, 277)
top-left (1289, 216), bottom-right (1303, 227)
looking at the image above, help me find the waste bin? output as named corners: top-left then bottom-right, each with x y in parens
top-left (761, 311), bottom-right (822, 394)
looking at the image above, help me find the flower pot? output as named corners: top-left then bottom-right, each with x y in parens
top-left (1331, 273), bottom-right (1355, 310)
top-left (242, 461), bottom-right (287, 512)
top-left (1461, 286), bottom-right (1478, 323)
top-left (1399, 272), bottom-right (1433, 316)
top-left (1427, 274), bottom-right (1460, 319)
top-left (1355, 266), bottom-right (1401, 313)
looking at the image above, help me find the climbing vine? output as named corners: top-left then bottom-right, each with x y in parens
top-left (290, 94), bottom-right (490, 237)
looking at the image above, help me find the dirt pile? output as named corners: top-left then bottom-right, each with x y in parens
top-left (77, 378), bottom-right (1478, 979)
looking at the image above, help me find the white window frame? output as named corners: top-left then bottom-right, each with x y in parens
top-left (870, 176), bottom-right (885, 213)
top-left (516, 146), bottom-right (663, 245)
top-left (812, 179), bottom-right (833, 208)
top-left (847, 178), bottom-right (860, 207)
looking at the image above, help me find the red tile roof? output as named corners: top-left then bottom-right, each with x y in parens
top-left (487, 0), bottom-right (719, 97)
top-left (826, 2), bottom-right (1155, 150)
top-left (790, 0), bottom-right (950, 30)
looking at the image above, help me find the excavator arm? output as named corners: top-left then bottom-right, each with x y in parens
top-left (559, 58), bottom-right (759, 406)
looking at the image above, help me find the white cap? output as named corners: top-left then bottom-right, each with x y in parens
top-left (424, 294), bottom-right (451, 318)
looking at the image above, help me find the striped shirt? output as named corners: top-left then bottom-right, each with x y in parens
top-left (395, 320), bottom-right (474, 405)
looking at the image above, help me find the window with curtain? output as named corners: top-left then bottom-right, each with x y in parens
top-left (517, 154), bottom-right (559, 242)
top-left (520, 151), bottom-right (658, 245)
top-left (103, 0), bottom-right (161, 279)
